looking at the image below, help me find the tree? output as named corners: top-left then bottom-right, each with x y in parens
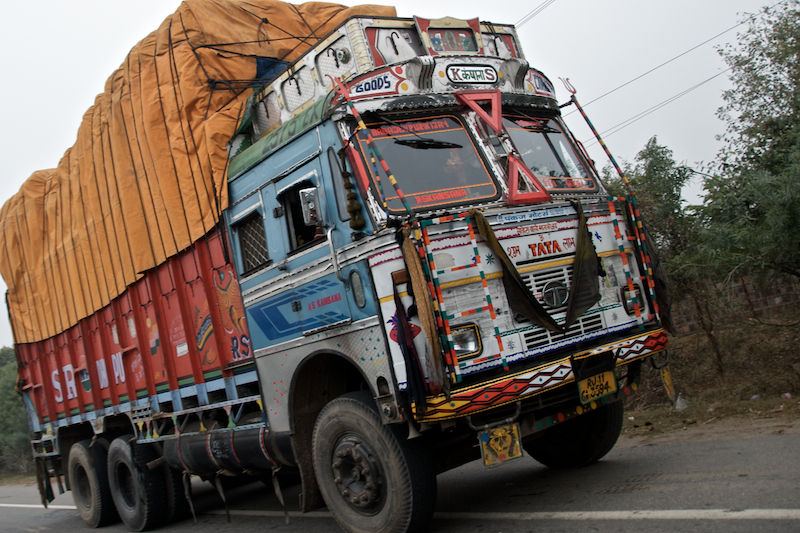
top-left (0, 346), bottom-right (14, 367)
top-left (603, 137), bottom-right (696, 277)
top-left (604, 139), bottom-right (727, 374)
top-left (0, 346), bottom-right (30, 476)
top-left (705, 2), bottom-right (800, 281)
top-left (716, 2), bottom-right (800, 174)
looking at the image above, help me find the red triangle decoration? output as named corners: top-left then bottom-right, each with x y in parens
top-left (506, 154), bottom-right (551, 205)
top-left (455, 90), bottom-right (503, 134)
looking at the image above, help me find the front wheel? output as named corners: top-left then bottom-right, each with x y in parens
top-left (523, 401), bottom-right (624, 469)
top-left (312, 392), bottom-right (436, 533)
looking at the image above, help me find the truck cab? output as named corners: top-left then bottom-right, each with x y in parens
top-left (223, 14), bottom-right (668, 531)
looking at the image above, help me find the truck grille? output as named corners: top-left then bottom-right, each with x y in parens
top-left (518, 264), bottom-right (605, 351)
top-left (522, 313), bottom-right (604, 350)
top-left (522, 264), bottom-right (572, 307)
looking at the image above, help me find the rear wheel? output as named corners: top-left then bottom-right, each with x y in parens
top-left (523, 401), bottom-right (624, 468)
top-left (312, 392), bottom-right (436, 533)
top-left (163, 465), bottom-right (191, 524)
top-left (107, 435), bottom-right (166, 531)
top-left (67, 439), bottom-right (118, 527)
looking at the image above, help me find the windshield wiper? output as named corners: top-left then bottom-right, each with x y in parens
top-left (394, 138), bottom-right (462, 150)
top-left (363, 111), bottom-right (462, 150)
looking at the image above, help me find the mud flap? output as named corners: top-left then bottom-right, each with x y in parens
top-left (35, 457), bottom-right (54, 507)
top-left (650, 351), bottom-right (676, 403)
top-left (660, 365), bottom-right (677, 404)
top-left (469, 204), bottom-right (600, 333)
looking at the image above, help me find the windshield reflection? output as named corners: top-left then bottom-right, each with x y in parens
top-left (503, 115), bottom-right (597, 192)
top-left (356, 115), bottom-right (498, 212)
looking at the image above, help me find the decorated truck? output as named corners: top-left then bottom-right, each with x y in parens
top-left (0, 1), bottom-right (671, 532)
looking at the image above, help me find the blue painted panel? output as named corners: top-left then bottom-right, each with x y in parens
top-left (339, 261), bottom-right (378, 321)
top-left (232, 121), bottom-right (382, 351)
top-left (315, 122), bottom-right (376, 243)
top-left (247, 274), bottom-right (351, 347)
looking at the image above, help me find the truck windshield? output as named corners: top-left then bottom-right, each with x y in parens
top-left (503, 114), bottom-right (598, 193)
top-left (356, 114), bottom-right (498, 212)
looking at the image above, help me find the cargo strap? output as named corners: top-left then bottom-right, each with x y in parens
top-left (400, 229), bottom-right (445, 395)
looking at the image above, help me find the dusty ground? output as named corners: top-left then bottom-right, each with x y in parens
top-left (620, 314), bottom-right (800, 442)
top-left (621, 399), bottom-right (800, 446)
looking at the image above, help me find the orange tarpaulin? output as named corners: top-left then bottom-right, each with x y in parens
top-left (0, 0), bottom-right (395, 344)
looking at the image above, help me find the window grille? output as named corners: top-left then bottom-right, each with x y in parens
top-left (235, 213), bottom-right (269, 274)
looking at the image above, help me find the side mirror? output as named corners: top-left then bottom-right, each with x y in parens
top-left (299, 187), bottom-right (321, 227)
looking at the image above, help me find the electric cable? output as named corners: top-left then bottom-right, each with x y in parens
top-left (515, 0), bottom-right (557, 27)
top-left (581, 67), bottom-right (732, 145)
top-left (563, 0), bottom-right (789, 115)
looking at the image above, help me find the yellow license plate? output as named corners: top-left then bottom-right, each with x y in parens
top-left (577, 370), bottom-right (617, 404)
top-left (478, 423), bottom-right (523, 468)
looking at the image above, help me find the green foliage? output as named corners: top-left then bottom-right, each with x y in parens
top-left (603, 137), bottom-right (699, 287)
top-left (703, 169), bottom-right (800, 279)
top-left (0, 346), bottom-right (14, 366)
top-left (0, 347), bottom-right (30, 475)
top-left (716, 2), bottom-right (800, 175)
top-left (703, 2), bottom-right (800, 281)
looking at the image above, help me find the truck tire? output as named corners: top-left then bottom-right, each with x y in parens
top-left (162, 466), bottom-right (191, 524)
top-left (67, 439), bottom-right (119, 527)
top-left (523, 401), bottom-right (624, 469)
top-left (312, 391), bottom-right (436, 533)
top-left (107, 435), bottom-right (166, 531)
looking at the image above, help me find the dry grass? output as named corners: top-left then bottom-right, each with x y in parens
top-left (623, 314), bottom-right (800, 435)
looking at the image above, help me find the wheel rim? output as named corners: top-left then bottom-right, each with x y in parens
top-left (115, 461), bottom-right (137, 510)
top-left (330, 434), bottom-right (385, 514)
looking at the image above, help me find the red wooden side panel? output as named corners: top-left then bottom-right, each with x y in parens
top-left (207, 231), bottom-right (251, 366)
top-left (14, 228), bottom-right (252, 425)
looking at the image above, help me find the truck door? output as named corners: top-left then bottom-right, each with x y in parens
top-left (240, 157), bottom-right (355, 349)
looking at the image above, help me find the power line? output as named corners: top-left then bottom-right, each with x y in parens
top-left (515, 0), bottom-right (557, 28)
top-left (564, 0), bottom-right (789, 115)
top-left (582, 67), bottom-right (732, 146)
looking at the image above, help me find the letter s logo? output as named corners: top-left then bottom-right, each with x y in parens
top-left (51, 370), bottom-right (63, 403)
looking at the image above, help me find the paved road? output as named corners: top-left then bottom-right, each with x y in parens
top-left (1, 416), bottom-right (798, 532)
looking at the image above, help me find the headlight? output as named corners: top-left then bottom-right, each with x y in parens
top-left (451, 324), bottom-right (482, 359)
top-left (620, 283), bottom-right (644, 315)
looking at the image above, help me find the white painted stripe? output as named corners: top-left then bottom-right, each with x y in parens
top-left (205, 508), bottom-right (800, 521)
top-left (434, 509), bottom-right (800, 521)
top-left (1, 503), bottom-right (798, 521)
top-left (0, 503), bottom-right (77, 510)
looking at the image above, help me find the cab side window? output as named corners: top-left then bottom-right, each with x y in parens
top-left (279, 180), bottom-right (324, 252)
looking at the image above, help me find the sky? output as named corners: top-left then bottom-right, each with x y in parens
top-left (0, 0), bottom-right (770, 347)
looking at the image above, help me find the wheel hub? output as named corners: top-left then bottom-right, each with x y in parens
top-left (331, 435), bottom-right (384, 512)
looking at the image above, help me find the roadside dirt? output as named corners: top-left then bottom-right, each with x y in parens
top-left (620, 401), bottom-right (800, 447)
top-left (620, 315), bottom-right (800, 445)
